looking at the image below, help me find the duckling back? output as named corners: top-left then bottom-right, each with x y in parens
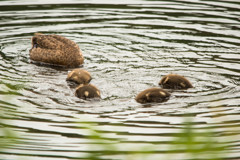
top-left (75, 84), bottom-right (101, 100)
top-left (66, 69), bottom-right (92, 85)
top-left (159, 74), bottom-right (193, 89)
top-left (135, 88), bottom-right (170, 104)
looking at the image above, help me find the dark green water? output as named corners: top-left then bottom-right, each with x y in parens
top-left (0, 0), bottom-right (240, 159)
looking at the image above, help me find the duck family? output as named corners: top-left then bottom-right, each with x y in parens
top-left (29, 33), bottom-right (193, 103)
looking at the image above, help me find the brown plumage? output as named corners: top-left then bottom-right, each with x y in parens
top-left (29, 33), bottom-right (84, 67)
top-left (75, 84), bottom-right (101, 100)
top-left (66, 69), bottom-right (92, 85)
top-left (159, 74), bottom-right (193, 89)
top-left (135, 88), bottom-right (170, 104)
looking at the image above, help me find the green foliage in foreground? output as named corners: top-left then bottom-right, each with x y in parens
top-left (170, 119), bottom-right (227, 160)
top-left (81, 118), bottom-right (228, 160)
top-left (0, 113), bottom-right (228, 160)
top-left (0, 81), bottom-right (22, 151)
top-left (0, 120), bottom-right (18, 151)
top-left (0, 114), bottom-right (228, 160)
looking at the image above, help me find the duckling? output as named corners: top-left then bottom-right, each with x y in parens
top-left (75, 84), bottom-right (101, 100)
top-left (159, 74), bottom-right (193, 89)
top-left (135, 88), bottom-right (170, 104)
top-left (66, 69), bottom-right (92, 85)
top-left (29, 33), bottom-right (84, 67)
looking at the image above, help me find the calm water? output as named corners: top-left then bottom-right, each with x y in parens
top-left (0, 0), bottom-right (240, 159)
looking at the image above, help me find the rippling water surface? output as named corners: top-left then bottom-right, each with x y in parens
top-left (1, 0), bottom-right (240, 159)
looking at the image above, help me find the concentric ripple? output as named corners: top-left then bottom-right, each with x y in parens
top-left (0, 0), bottom-right (240, 159)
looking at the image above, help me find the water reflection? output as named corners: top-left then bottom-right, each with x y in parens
top-left (0, 0), bottom-right (240, 159)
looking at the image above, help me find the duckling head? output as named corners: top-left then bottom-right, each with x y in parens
top-left (29, 33), bottom-right (84, 67)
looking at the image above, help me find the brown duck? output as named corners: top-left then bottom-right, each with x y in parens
top-left (66, 69), bottom-right (92, 85)
top-left (29, 33), bottom-right (84, 67)
top-left (159, 74), bottom-right (193, 89)
top-left (135, 88), bottom-right (170, 104)
top-left (75, 84), bottom-right (101, 100)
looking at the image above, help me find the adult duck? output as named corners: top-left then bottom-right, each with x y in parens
top-left (30, 33), bottom-right (84, 67)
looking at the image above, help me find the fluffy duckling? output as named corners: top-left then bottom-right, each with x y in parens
top-left (75, 84), bottom-right (101, 100)
top-left (29, 33), bottom-right (84, 67)
top-left (159, 74), bottom-right (193, 89)
top-left (135, 88), bottom-right (170, 104)
top-left (66, 69), bottom-right (92, 85)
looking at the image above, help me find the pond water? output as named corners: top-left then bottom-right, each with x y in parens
top-left (0, 0), bottom-right (240, 159)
